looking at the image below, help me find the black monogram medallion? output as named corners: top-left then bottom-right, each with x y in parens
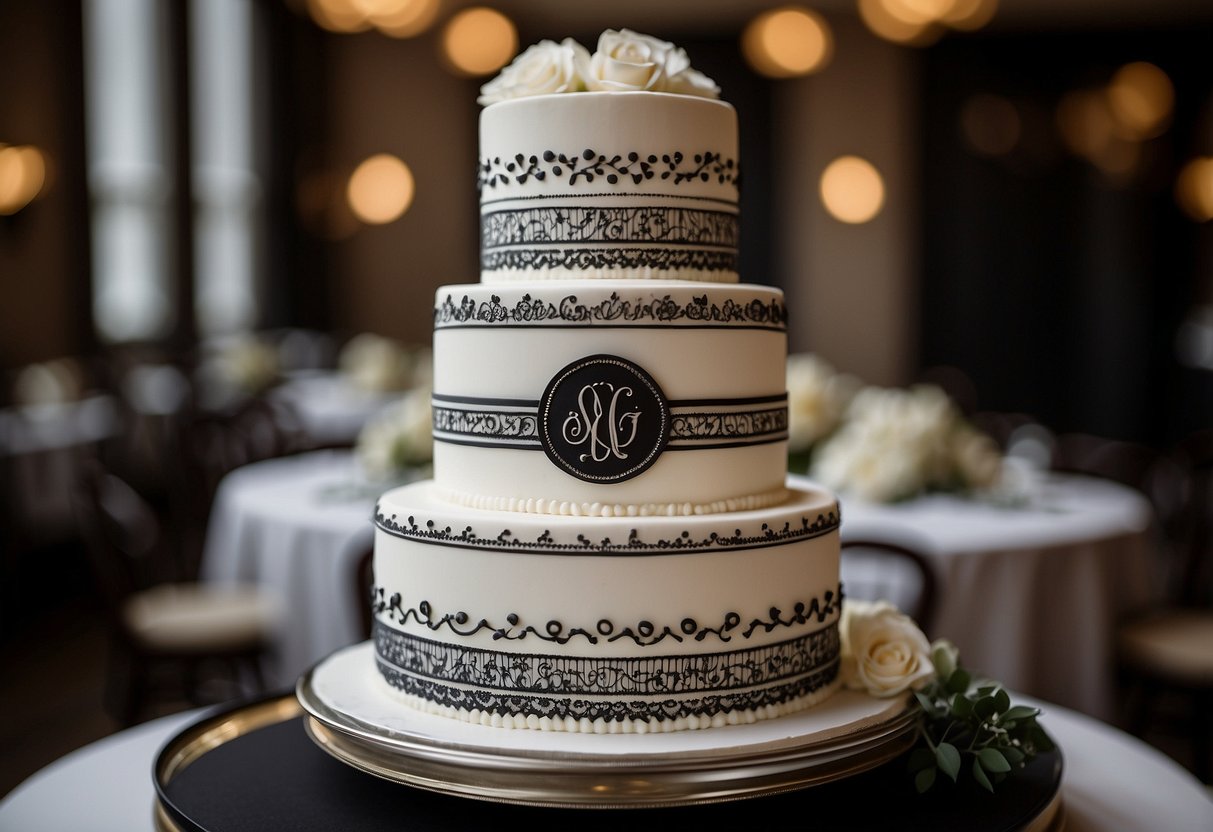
top-left (538, 354), bottom-right (670, 483)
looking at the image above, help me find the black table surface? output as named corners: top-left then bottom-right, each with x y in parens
top-left (157, 704), bottom-right (1062, 832)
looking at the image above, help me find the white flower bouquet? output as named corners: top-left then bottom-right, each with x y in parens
top-left (810, 383), bottom-right (1006, 503)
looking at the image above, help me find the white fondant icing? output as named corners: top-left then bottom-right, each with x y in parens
top-left (372, 481), bottom-right (842, 732)
top-left (479, 92), bottom-right (740, 283)
top-left (431, 281), bottom-right (789, 515)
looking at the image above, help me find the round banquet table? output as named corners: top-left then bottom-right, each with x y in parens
top-left (198, 449), bottom-right (395, 689)
top-left (269, 370), bottom-right (405, 448)
top-left (1, 694), bottom-right (1209, 831)
top-left (799, 471), bottom-right (1161, 724)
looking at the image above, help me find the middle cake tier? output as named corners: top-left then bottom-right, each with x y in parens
top-left (431, 281), bottom-right (790, 516)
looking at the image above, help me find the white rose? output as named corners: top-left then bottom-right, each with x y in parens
top-left (478, 38), bottom-right (589, 105)
top-left (579, 29), bottom-right (690, 93)
top-left (839, 599), bottom-right (935, 697)
top-left (665, 67), bottom-right (721, 99)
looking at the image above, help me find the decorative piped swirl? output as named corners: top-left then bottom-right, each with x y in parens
top-left (432, 484), bottom-right (791, 517)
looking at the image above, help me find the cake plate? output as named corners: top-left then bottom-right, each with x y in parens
top-left (295, 640), bottom-right (921, 809)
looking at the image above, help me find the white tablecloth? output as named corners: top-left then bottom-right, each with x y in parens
top-left (199, 449), bottom-right (386, 688)
top-left (2, 696), bottom-right (1209, 831)
top-left (805, 472), bottom-right (1160, 723)
top-left (270, 371), bottom-right (404, 448)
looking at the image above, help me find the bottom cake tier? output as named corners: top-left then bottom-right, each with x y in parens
top-left (370, 480), bottom-right (843, 733)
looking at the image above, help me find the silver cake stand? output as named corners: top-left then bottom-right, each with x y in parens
top-left (296, 641), bottom-right (920, 809)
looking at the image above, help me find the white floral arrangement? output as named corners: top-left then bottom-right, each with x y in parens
top-left (785, 353), bottom-right (862, 462)
top-left (338, 333), bottom-right (422, 394)
top-left (840, 599), bottom-right (1053, 794)
top-left (211, 334), bottom-right (280, 394)
top-left (478, 29), bottom-right (720, 106)
top-left (809, 383), bottom-right (1007, 503)
top-left (355, 385), bottom-right (433, 482)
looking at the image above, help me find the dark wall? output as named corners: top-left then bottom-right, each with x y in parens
top-left (919, 24), bottom-right (1213, 448)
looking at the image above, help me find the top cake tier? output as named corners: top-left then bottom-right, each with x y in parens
top-left (478, 92), bottom-right (740, 284)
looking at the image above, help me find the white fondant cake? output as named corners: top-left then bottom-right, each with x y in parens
top-left (479, 92), bottom-right (740, 284)
top-left (370, 30), bottom-right (843, 733)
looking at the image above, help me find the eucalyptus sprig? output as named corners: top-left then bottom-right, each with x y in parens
top-left (907, 642), bottom-right (1055, 794)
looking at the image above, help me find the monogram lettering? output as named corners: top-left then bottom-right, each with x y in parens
top-left (562, 383), bottom-right (642, 463)
top-left (540, 354), bottom-right (670, 483)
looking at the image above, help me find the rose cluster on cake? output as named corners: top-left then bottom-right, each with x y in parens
top-left (478, 28), bottom-right (721, 104)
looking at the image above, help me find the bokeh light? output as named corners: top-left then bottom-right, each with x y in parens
top-left (306, 0), bottom-right (374, 33)
top-left (939, 0), bottom-right (999, 31)
top-left (857, 0), bottom-right (943, 47)
top-left (441, 7), bottom-right (517, 78)
top-left (1175, 157), bottom-right (1213, 222)
top-left (0, 144), bottom-right (48, 216)
top-left (742, 7), bottom-right (833, 79)
top-left (347, 153), bottom-right (415, 225)
top-left (358, 0), bottom-right (440, 38)
top-left (820, 156), bottom-right (886, 224)
top-left (1106, 62), bottom-right (1174, 140)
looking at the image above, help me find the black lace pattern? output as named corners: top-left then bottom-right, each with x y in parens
top-left (482, 206), bottom-right (738, 248)
top-left (431, 399), bottom-right (788, 450)
top-left (434, 292), bottom-right (787, 331)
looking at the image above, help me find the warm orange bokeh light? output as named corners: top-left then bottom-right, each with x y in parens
top-left (362, 0), bottom-right (440, 38)
top-left (742, 7), bottom-right (833, 79)
top-left (1176, 157), bottom-right (1213, 222)
top-left (820, 156), bottom-right (886, 224)
top-left (347, 154), bottom-right (415, 225)
top-left (1107, 62), bottom-right (1174, 140)
top-left (306, 0), bottom-right (374, 33)
top-left (857, 0), bottom-right (943, 47)
top-left (441, 7), bottom-right (518, 78)
top-left (0, 144), bottom-right (47, 216)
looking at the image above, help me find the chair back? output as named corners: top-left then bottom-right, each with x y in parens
top-left (72, 460), bottom-right (164, 626)
top-left (840, 538), bottom-right (938, 636)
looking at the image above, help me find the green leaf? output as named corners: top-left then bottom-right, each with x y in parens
top-left (914, 691), bottom-right (935, 711)
top-left (936, 742), bottom-right (961, 781)
top-left (974, 695), bottom-right (999, 721)
top-left (1002, 746), bottom-right (1025, 766)
top-left (946, 669), bottom-right (972, 694)
top-left (1003, 705), bottom-right (1040, 722)
top-left (915, 766), bottom-right (937, 794)
top-left (908, 748), bottom-right (936, 773)
top-left (973, 757), bottom-right (994, 792)
top-left (950, 692), bottom-right (974, 719)
top-left (978, 747), bottom-right (1012, 773)
top-left (993, 688), bottom-right (1011, 713)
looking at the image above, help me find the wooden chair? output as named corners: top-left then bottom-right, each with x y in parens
top-left (1115, 430), bottom-right (1213, 783)
top-left (72, 458), bottom-right (281, 726)
top-left (840, 538), bottom-right (938, 637)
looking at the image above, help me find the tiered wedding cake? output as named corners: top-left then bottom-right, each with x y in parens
top-left (369, 30), bottom-right (843, 734)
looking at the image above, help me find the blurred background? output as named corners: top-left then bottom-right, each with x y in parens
top-left (2, 0), bottom-right (1212, 798)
